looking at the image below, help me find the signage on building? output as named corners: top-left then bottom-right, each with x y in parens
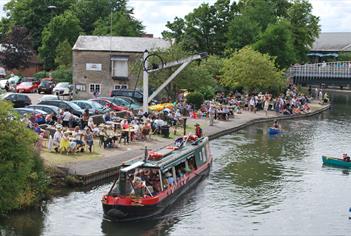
top-left (86, 63), bottom-right (102, 71)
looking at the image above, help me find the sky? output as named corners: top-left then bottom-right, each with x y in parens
top-left (0, 0), bottom-right (351, 37)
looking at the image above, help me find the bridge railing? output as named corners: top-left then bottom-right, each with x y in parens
top-left (287, 61), bottom-right (351, 79)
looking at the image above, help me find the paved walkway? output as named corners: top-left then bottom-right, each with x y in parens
top-left (57, 102), bottom-right (330, 179)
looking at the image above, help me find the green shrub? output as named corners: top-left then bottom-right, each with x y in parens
top-left (51, 66), bottom-right (72, 83)
top-left (33, 71), bottom-right (49, 80)
top-left (0, 101), bottom-right (48, 213)
top-left (198, 86), bottom-right (215, 100)
top-left (186, 92), bottom-right (204, 110)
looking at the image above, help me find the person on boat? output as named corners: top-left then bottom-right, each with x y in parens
top-left (272, 120), bottom-right (280, 129)
top-left (133, 177), bottom-right (145, 197)
top-left (166, 172), bottom-right (174, 186)
top-left (195, 123), bottom-right (203, 138)
top-left (342, 153), bottom-right (350, 162)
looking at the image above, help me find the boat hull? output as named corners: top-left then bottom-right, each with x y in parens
top-left (268, 127), bottom-right (281, 135)
top-left (322, 155), bottom-right (351, 168)
top-left (103, 163), bottom-right (211, 222)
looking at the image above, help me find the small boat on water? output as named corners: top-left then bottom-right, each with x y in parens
top-left (102, 135), bottom-right (212, 222)
top-left (322, 155), bottom-right (351, 168)
top-left (268, 127), bottom-right (282, 135)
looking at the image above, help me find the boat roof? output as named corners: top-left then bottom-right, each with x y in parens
top-left (121, 137), bottom-right (208, 172)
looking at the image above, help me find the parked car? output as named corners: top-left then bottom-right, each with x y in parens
top-left (38, 80), bottom-right (55, 94)
top-left (0, 79), bottom-right (8, 89)
top-left (90, 98), bottom-right (127, 111)
top-left (38, 100), bottom-right (83, 117)
top-left (104, 96), bottom-right (141, 111)
top-left (52, 82), bottom-right (73, 96)
top-left (0, 93), bottom-right (31, 108)
top-left (14, 108), bottom-right (48, 116)
top-left (110, 89), bottom-right (144, 103)
top-left (71, 100), bottom-right (108, 115)
top-left (8, 75), bottom-right (22, 86)
top-left (39, 95), bottom-right (60, 102)
top-left (27, 105), bottom-right (60, 115)
top-left (16, 81), bottom-right (40, 93)
top-left (0, 67), bottom-right (6, 78)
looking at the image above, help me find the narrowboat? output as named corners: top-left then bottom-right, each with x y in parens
top-left (268, 127), bottom-right (281, 135)
top-left (322, 155), bottom-right (351, 168)
top-left (102, 135), bottom-right (212, 222)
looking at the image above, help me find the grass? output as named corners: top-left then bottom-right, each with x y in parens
top-left (40, 141), bottom-right (103, 166)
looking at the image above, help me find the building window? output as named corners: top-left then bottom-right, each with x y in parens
top-left (75, 84), bottom-right (86, 92)
top-left (111, 56), bottom-right (129, 79)
top-left (114, 84), bottom-right (128, 90)
top-left (89, 83), bottom-right (101, 94)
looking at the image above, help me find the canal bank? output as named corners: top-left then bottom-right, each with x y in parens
top-left (52, 101), bottom-right (330, 186)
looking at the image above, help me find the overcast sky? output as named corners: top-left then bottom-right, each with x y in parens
top-left (0, 0), bottom-right (351, 37)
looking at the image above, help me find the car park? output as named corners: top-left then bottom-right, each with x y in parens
top-left (71, 100), bottom-right (108, 115)
top-left (16, 81), bottom-right (40, 93)
top-left (0, 93), bottom-right (31, 108)
top-left (90, 98), bottom-right (127, 111)
top-left (38, 100), bottom-right (84, 117)
top-left (38, 79), bottom-right (55, 94)
top-left (27, 105), bottom-right (60, 115)
top-left (52, 82), bottom-right (73, 96)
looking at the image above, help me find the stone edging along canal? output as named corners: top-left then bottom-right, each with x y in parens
top-left (207, 103), bottom-right (331, 140)
top-left (66, 103), bottom-right (331, 186)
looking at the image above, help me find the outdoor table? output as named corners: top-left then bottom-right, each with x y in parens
top-left (122, 128), bottom-right (138, 142)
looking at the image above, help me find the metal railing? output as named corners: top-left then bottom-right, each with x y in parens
top-left (287, 61), bottom-right (351, 79)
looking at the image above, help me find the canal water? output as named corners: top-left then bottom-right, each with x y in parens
top-left (1, 92), bottom-right (351, 236)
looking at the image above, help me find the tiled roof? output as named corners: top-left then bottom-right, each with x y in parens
top-left (72, 35), bottom-right (171, 52)
top-left (311, 32), bottom-right (351, 52)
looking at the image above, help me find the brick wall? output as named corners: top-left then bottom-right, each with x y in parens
top-left (72, 50), bottom-right (141, 99)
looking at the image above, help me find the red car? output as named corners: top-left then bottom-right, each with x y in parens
top-left (16, 81), bottom-right (40, 93)
top-left (90, 98), bottom-right (128, 111)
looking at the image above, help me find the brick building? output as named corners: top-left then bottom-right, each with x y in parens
top-left (72, 35), bottom-right (171, 98)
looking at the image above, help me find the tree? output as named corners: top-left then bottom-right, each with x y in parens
top-left (93, 10), bottom-right (144, 36)
top-left (221, 47), bottom-right (285, 93)
top-left (186, 92), bottom-right (204, 110)
top-left (253, 20), bottom-right (296, 69)
top-left (73, 0), bottom-right (132, 35)
top-left (162, 0), bottom-right (235, 55)
top-left (287, 0), bottom-right (320, 62)
top-left (4, 0), bottom-right (75, 50)
top-left (0, 101), bottom-right (48, 213)
top-left (51, 66), bottom-right (72, 83)
top-left (226, 15), bottom-right (261, 50)
top-left (0, 26), bottom-right (33, 70)
top-left (39, 10), bottom-right (82, 69)
top-left (54, 39), bottom-right (72, 67)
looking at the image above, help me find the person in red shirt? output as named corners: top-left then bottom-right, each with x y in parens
top-left (195, 123), bottom-right (203, 137)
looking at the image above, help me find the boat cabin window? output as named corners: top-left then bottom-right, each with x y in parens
top-left (114, 168), bottom-right (162, 197)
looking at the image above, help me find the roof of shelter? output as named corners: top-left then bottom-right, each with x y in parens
top-left (311, 32), bottom-right (351, 52)
top-left (73, 35), bottom-right (171, 53)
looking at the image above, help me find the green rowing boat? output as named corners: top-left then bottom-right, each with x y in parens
top-left (322, 155), bottom-right (351, 168)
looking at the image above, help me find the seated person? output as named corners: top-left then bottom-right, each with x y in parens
top-left (33, 123), bottom-right (41, 134)
top-left (166, 172), bottom-right (174, 186)
top-left (59, 132), bottom-right (70, 154)
top-left (132, 177), bottom-right (145, 197)
top-left (99, 126), bottom-right (113, 148)
top-left (72, 126), bottom-right (84, 150)
top-left (342, 153), bottom-right (350, 162)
